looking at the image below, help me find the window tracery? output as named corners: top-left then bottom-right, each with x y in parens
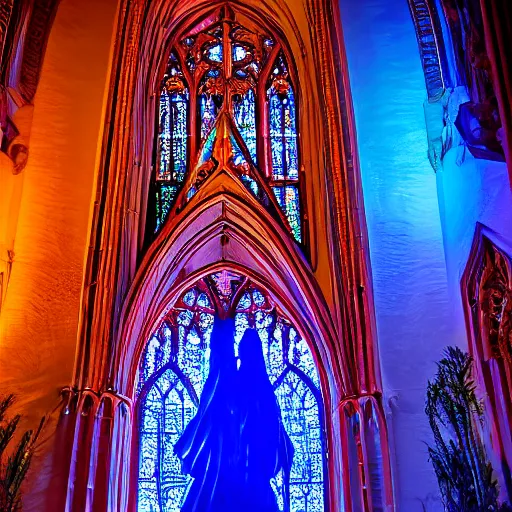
top-left (136, 270), bottom-right (326, 512)
top-left (156, 52), bottom-right (190, 231)
top-left (154, 10), bottom-right (303, 243)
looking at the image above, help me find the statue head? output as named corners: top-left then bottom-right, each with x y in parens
top-left (209, 316), bottom-right (236, 365)
top-left (238, 328), bottom-right (266, 375)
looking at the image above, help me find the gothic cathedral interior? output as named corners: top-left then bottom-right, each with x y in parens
top-left (0, 0), bottom-right (511, 511)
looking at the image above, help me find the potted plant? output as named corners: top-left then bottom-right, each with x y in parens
top-left (0, 395), bottom-right (44, 512)
top-left (426, 346), bottom-right (511, 511)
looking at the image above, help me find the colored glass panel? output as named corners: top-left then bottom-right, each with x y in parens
top-left (233, 44), bottom-right (247, 62)
top-left (275, 372), bottom-right (324, 512)
top-left (155, 52), bottom-right (189, 232)
top-left (234, 89), bottom-right (257, 163)
top-left (240, 175), bottom-right (259, 197)
top-left (137, 282), bottom-right (325, 512)
top-left (207, 43), bottom-right (223, 63)
top-left (137, 372), bottom-right (196, 512)
top-left (158, 90), bottom-right (188, 183)
top-left (155, 183), bottom-right (178, 232)
top-left (198, 127), bottom-right (216, 167)
top-left (154, 21), bottom-right (304, 248)
top-left (158, 93), bottom-right (171, 181)
top-left (231, 133), bottom-right (246, 168)
top-left (229, 133), bottom-right (260, 198)
top-left (268, 86), bottom-right (298, 181)
top-left (200, 94), bottom-right (220, 141)
top-left (273, 185), bottom-right (301, 242)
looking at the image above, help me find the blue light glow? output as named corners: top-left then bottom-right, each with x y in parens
top-left (136, 284), bottom-right (326, 512)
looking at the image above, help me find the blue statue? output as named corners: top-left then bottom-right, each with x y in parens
top-left (234, 327), bottom-right (294, 512)
top-left (173, 317), bottom-right (239, 511)
top-left (174, 319), bottom-right (294, 512)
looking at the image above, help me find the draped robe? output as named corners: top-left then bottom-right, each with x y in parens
top-left (173, 317), bottom-right (239, 512)
top-left (174, 321), bottom-right (294, 512)
top-left (234, 328), bottom-right (294, 512)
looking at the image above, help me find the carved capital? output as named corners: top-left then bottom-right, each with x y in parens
top-left (57, 386), bottom-right (133, 512)
top-left (60, 386), bottom-right (133, 417)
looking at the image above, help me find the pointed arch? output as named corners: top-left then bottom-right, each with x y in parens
top-left (116, 177), bottom-right (348, 510)
top-left (150, 5), bottom-right (305, 244)
top-left (134, 273), bottom-right (329, 511)
top-left (115, 185), bottom-right (346, 400)
top-left (77, 0), bottom-right (377, 399)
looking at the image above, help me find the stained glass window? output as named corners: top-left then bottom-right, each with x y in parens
top-left (234, 89), bottom-right (257, 164)
top-left (137, 273), bottom-right (326, 512)
top-left (199, 71), bottom-right (223, 142)
top-left (152, 11), bottom-right (304, 244)
top-left (155, 52), bottom-right (189, 232)
top-left (268, 55), bottom-right (298, 181)
top-left (273, 185), bottom-right (301, 242)
top-left (268, 53), bottom-right (301, 242)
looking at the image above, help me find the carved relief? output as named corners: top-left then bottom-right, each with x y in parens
top-left (18, 0), bottom-right (60, 101)
top-left (407, 0), bottom-right (449, 101)
top-left (481, 245), bottom-right (512, 362)
top-left (408, 0), bottom-right (453, 171)
top-left (463, 230), bottom-right (512, 498)
top-left (0, 1), bottom-right (14, 59)
top-left (443, 0), bottom-right (504, 161)
top-left (408, 0), bottom-right (505, 165)
top-left (441, 0), bottom-right (504, 160)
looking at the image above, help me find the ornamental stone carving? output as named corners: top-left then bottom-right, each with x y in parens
top-left (481, 247), bottom-right (512, 362)
top-left (408, 0), bottom-right (505, 169)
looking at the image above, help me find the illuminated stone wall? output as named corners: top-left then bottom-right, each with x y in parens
top-left (339, 0), bottom-right (453, 509)
top-left (339, 0), bottom-right (512, 509)
top-left (0, 0), bottom-right (117, 508)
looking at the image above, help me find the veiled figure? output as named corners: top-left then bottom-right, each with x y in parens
top-left (235, 328), bottom-right (295, 512)
top-left (174, 320), bottom-right (294, 512)
top-left (173, 317), bottom-right (239, 511)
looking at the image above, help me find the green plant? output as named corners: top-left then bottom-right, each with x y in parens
top-left (0, 395), bottom-right (44, 512)
top-left (426, 346), bottom-right (511, 512)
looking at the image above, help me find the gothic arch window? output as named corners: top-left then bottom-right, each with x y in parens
top-left (153, 8), bottom-right (303, 243)
top-left (155, 52), bottom-right (190, 231)
top-left (136, 270), bottom-right (327, 512)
